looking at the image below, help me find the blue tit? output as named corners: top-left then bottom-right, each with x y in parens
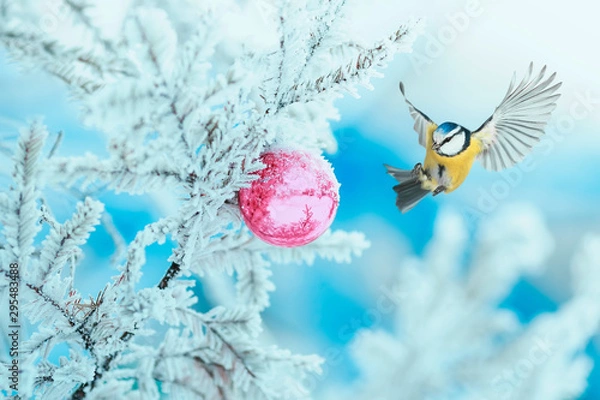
top-left (384, 63), bottom-right (561, 213)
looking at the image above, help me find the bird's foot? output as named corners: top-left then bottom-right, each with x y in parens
top-left (432, 185), bottom-right (447, 196)
top-left (412, 163), bottom-right (423, 176)
top-left (412, 163), bottom-right (431, 182)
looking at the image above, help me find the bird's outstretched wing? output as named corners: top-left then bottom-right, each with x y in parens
top-left (472, 63), bottom-right (562, 171)
top-left (399, 82), bottom-right (437, 147)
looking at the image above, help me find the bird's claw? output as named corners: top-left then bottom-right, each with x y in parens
top-left (413, 163), bottom-right (431, 182)
top-left (412, 163), bottom-right (423, 175)
top-left (433, 186), bottom-right (446, 196)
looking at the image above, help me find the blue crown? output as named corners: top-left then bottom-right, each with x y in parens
top-left (437, 122), bottom-right (461, 136)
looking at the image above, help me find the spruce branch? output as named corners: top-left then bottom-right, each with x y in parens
top-left (36, 197), bottom-right (104, 285)
top-left (0, 2), bottom-right (418, 398)
top-left (44, 155), bottom-right (184, 193)
top-left (62, 0), bottom-right (116, 53)
top-left (3, 121), bottom-right (47, 266)
top-left (0, 29), bottom-right (132, 94)
top-left (283, 21), bottom-right (422, 107)
top-left (158, 262), bottom-right (181, 289)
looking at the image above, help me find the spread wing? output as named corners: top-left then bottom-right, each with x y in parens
top-left (399, 82), bottom-right (437, 147)
top-left (473, 63), bottom-right (562, 171)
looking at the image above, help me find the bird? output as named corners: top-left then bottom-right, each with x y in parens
top-left (384, 63), bottom-right (561, 213)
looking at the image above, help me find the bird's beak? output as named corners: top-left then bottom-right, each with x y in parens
top-left (432, 143), bottom-right (440, 151)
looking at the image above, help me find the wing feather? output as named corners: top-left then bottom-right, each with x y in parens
top-left (473, 63), bottom-right (561, 171)
top-left (399, 82), bottom-right (437, 147)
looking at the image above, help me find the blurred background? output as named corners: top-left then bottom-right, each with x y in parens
top-left (1, 0), bottom-right (599, 398)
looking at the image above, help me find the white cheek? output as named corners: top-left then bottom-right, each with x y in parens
top-left (439, 135), bottom-right (465, 155)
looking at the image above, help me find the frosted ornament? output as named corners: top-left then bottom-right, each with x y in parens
top-left (239, 148), bottom-right (340, 247)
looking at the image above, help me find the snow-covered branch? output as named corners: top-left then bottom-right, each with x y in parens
top-left (331, 207), bottom-right (600, 400)
top-left (35, 197), bottom-right (103, 285)
top-left (2, 121), bottom-right (47, 267)
top-left (0, 1), bottom-right (417, 398)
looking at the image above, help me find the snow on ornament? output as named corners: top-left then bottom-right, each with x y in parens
top-left (239, 148), bottom-right (340, 247)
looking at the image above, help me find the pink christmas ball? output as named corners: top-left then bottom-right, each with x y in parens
top-left (239, 148), bottom-right (340, 247)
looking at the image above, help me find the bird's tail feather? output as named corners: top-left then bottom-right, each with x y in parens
top-left (384, 164), bottom-right (430, 213)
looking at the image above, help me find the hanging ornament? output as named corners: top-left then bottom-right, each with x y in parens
top-left (239, 148), bottom-right (340, 247)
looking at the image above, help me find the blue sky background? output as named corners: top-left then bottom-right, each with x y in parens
top-left (1, 0), bottom-right (600, 397)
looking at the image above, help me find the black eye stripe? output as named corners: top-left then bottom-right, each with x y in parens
top-left (435, 127), bottom-right (472, 156)
top-left (439, 131), bottom-right (462, 146)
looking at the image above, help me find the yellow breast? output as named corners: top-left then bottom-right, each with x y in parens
top-left (423, 126), bottom-right (483, 193)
